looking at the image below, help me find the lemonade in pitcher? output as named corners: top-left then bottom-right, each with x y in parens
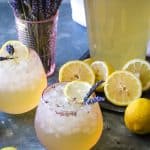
top-left (84, 0), bottom-right (150, 69)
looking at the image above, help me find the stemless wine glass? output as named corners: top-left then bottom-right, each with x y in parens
top-left (0, 41), bottom-right (47, 114)
top-left (35, 83), bottom-right (103, 150)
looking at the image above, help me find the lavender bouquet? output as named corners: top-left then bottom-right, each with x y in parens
top-left (9, 0), bottom-right (62, 21)
top-left (9, 0), bottom-right (62, 75)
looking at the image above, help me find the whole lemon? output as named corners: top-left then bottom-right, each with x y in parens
top-left (0, 147), bottom-right (17, 150)
top-left (124, 98), bottom-right (150, 134)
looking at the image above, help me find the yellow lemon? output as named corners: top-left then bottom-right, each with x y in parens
top-left (64, 80), bottom-right (92, 103)
top-left (104, 71), bottom-right (142, 106)
top-left (124, 98), bottom-right (150, 134)
top-left (0, 147), bottom-right (17, 150)
top-left (59, 60), bottom-right (95, 85)
top-left (1, 40), bottom-right (29, 59)
top-left (122, 59), bottom-right (150, 91)
top-left (91, 61), bottom-right (114, 92)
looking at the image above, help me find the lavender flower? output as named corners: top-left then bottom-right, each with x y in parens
top-left (50, 0), bottom-right (62, 16)
top-left (45, 0), bottom-right (52, 18)
top-left (83, 80), bottom-right (105, 105)
top-left (31, 0), bottom-right (38, 20)
top-left (38, 0), bottom-right (45, 20)
top-left (6, 45), bottom-right (14, 55)
top-left (84, 96), bottom-right (105, 105)
top-left (23, 0), bottom-right (32, 20)
top-left (9, 0), bottom-right (23, 17)
top-left (9, 0), bottom-right (62, 20)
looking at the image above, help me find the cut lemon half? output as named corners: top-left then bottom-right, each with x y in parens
top-left (59, 60), bottom-right (95, 85)
top-left (0, 147), bottom-right (17, 150)
top-left (83, 58), bottom-right (94, 65)
top-left (64, 81), bottom-right (92, 103)
top-left (104, 71), bottom-right (142, 106)
top-left (1, 40), bottom-right (29, 59)
top-left (122, 59), bottom-right (150, 91)
top-left (91, 61), bottom-right (114, 91)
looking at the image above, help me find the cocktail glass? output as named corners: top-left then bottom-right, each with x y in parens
top-left (35, 82), bottom-right (103, 150)
top-left (0, 42), bottom-right (47, 114)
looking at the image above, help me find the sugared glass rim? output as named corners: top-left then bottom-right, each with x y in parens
top-left (41, 82), bottom-right (66, 103)
top-left (41, 82), bottom-right (80, 117)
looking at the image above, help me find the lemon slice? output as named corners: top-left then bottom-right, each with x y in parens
top-left (91, 61), bottom-right (114, 91)
top-left (104, 71), bottom-right (142, 106)
top-left (0, 147), bottom-right (17, 150)
top-left (59, 60), bottom-right (95, 85)
top-left (83, 58), bottom-right (94, 65)
top-left (122, 59), bottom-right (150, 91)
top-left (64, 81), bottom-right (92, 103)
top-left (1, 40), bottom-right (29, 59)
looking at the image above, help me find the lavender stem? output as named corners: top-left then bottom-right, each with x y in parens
top-left (83, 80), bottom-right (105, 105)
top-left (0, 57), bottom-right (15, 61)
top-left (20, 0), bottom-right (27, 19)
top-left (23, 0), bottom-right (32, 20)
top-left (31, 0), bottom-right (38, 21)
top-left (84, 80), bottom-right (105, 102)
top-left (38, 0), bottom-right (45, 20)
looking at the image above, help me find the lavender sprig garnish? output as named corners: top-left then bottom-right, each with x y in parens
top-left (84, 80), bottom-right (105, 105)
top-left (84, 96), bottom-right (105, 105)
top-left (0, 57), bottom-right (14, 61)
top-left (84, 80), bottom-right (104, 101)
top-left (6, 45), bottom-right (15, 55)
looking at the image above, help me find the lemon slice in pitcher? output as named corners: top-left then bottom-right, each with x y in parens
top-left (59, 60), bottom-right (95, 85)
top-left (122, 59), bottom-right (150, 91)
top-left (104, 71), bottom-right (142, 106)
top-left (1, 40), bottom-right (29, 59)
